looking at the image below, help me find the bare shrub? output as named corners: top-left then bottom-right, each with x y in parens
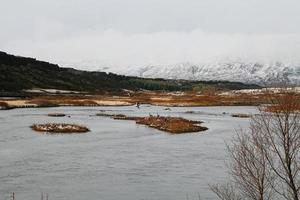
top-left (211, 91), bottom-right (300, 200)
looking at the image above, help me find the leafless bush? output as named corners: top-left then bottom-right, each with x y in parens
top-left (211, 91), bottom-right (300, 200)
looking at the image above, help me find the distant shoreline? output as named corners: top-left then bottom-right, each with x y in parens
top-left (1, 88), bottom-right (299, 110)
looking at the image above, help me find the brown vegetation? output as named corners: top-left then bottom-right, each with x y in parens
top-left (0, 101), bottom-right (9, 109)
top-left (264, 92), bottom-right (300, 113)
top-left (231, 113), bottom-right (252, 118)
top-left (1, 89), bottom-right (299, 109)
top-left (135, 115), bottom-right (207, 133)
top-left (97, 113), bottom-right (207, 133)
top-left (96, 113), bottom-right (136, 120)
top-left (128, 91), bottom-right (267, 106)
top-left (47, 113), bottom-right (66, 117)
top-left (26, 99), bottom-right (58, 107)
top-left (27, 98), bottom-right (100, 107)
top-left (31, 123), bottom-right (89, 133)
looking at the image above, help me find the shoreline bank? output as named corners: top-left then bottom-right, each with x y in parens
top-left (1, 90), bottom-right (299, 110)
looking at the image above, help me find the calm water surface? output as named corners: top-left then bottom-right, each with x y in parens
top-left (0, 105), bottom-right (257, 200)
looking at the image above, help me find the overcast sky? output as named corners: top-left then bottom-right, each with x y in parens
top-left (1, 0), bottom-right (300, 69)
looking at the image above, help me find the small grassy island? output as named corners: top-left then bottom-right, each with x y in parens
top-left (231, 113), bottom-right (252, 118)
top-left (47, 113), bottom-right (66, 117)
top-left (135, 116), bottom-right (207, 134)
top-left (97, 113), bottom-right (208, 134)
top-left (31, 123), bottom-right (89, 133)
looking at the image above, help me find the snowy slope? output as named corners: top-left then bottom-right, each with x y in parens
top-left (112, 62), bottom-right (300, 85)
top-left (61, 61), bottom-right (300, 85)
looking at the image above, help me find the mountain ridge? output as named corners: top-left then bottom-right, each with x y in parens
top-left (0, 51), bottom-right (260, 95)
top-left (100, 61), bottom-right (300, 86)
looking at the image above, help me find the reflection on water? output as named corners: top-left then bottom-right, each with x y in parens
top-left (0, 105), bottom-right (256, 200)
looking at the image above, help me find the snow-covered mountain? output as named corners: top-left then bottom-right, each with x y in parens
top-left (62, 61), bottom-right (300, 86)
top-left (115, 62), bottom-right (300, 85)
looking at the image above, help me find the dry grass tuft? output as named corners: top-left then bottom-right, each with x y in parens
top-left (27, 99), bottom-right (58, 107)
top-left (0, 101), bottom-right (9, 109)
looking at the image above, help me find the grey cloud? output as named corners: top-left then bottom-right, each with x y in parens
top-left (1, 0), bottom-right (300, 67)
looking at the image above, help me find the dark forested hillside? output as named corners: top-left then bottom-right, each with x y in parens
top-left (0, 51), bottom-right (260, 94)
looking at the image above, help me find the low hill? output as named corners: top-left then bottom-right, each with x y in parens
top-left (0, 51), bottom-right (260, 95)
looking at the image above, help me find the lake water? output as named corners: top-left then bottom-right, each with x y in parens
top-left (0, 105), bottom-right (257, 200)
